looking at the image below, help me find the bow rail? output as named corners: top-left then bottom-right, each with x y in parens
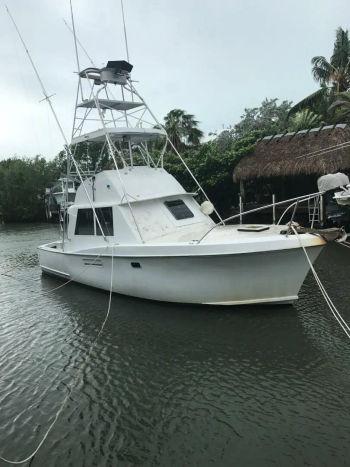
top-left (197, 191), bottom-right (324, 243)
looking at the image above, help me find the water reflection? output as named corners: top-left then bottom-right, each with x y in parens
top-left (0, 225), bottom-right (350, 466)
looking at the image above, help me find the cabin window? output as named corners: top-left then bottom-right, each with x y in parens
top-left (164, 199), bottom-right (194, 220)
top-left (75, 209), bottom-right (94, 235)
top-left (96, 207), bottom-right (114, 236)
top-left (75, 207), bottom-right (114, 236)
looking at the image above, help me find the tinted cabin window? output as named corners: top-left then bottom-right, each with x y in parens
top-left (96, 207), bottom-right (114, 236)
top-left (164, 199), bottom-right (194, 220)
top-left (75, 209), bottom-right (94, 235)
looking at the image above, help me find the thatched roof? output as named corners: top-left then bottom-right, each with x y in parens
top-left (233, 124), bottom-right (350, 181)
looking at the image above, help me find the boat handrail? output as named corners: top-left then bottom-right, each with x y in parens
top-left (197, 191), bottom-right (324, 243)
top-left (276, 196), bottom-right (319, 225)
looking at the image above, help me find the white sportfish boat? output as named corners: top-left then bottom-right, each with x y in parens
top-left (45, 176), bottom-right (78, 220)
top-left (38, 60), bottom-right (326, 306)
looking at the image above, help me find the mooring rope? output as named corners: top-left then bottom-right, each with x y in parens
top-left (0, 246), bottom-right (115, 464)
top-left (291, 226), bottom-right (350, 339)
top-left (338, 241), bottom-right (350, 250)
top-left (0, 253), bottom-right (106, 336)
top-left (1, 252), bottom-right (104, 294)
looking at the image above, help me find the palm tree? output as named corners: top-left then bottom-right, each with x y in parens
top-left (288, 109), bottom-right (321, 132)
top-left (312, 28), bottom-right (350, 92)
top-left (289, 86), bottom-right (335, 123)
top-left (164, 109), bottom-right (203, 150)
top-left (290, 27), bottom-right (350, 122)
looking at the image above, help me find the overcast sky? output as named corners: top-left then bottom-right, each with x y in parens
top-left (1, 0), bottom-right (349, 159)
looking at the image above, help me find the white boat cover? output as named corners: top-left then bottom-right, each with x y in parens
top-left (317, 172), bottom-right (350, 192)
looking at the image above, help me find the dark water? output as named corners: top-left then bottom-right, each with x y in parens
top-left (0, 224), bottom-right (350, 467)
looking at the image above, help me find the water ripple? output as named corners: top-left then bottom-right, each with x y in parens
top-left (0, 225), bottom-right (350, 466)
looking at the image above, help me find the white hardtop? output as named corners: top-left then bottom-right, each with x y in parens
top-left (71, 127), bottom-right (166, 145)
top-left (77, 98), bottom-right (142, 111)
top-left (74, 166), bottom-right (190, 205)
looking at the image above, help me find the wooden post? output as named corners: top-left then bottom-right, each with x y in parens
top-left (320, 194), bottom-right (324, 226)
top-left (239, 195), bottom-right (243, 224)
top-left (272, 194), bottom-right (276, 224)
top-left (239, 179), bottom-right (245, 199)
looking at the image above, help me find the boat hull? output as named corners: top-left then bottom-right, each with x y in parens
top-left (38, 245), bottom-right (324, 305)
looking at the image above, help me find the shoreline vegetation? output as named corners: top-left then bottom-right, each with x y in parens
top-left (2, 27), bottom-right (350, 223)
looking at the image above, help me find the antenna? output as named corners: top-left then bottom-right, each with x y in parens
top-left (120, 0), bottom-right (130, 62)
top-left (63, 18), bottom-right (95, 66)
top-left (69, 0), bottom-right (82, 79)
top-left (67, 0), bottom-right (83, 242)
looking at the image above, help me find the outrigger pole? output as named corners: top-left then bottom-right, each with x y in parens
top-left (5, 5), bottom-right (108, 244)
top-left (63, 18), bottom-right (95, 66)
top-left (120, 0), bottom-right (130, 62)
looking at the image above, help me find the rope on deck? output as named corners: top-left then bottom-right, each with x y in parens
top-left (338, 241), bottom-right (350, 250)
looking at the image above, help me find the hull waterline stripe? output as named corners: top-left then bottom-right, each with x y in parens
top-left (204, 295), bottom-right (298, 306)
top-left (41, 266), bottom-right (70, 279)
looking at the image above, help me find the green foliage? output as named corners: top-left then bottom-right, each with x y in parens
top-left (0, 156), bottom-right (59, 222)
top-left (163, 133), bottom-right (257, 215)
top-left (54, 142), bottom-right (111, 174)
top-left (288, 109), bottom-right (322, 131)
top-left (329, 91), bottom-right (350, 121)
top-left (290, 86), bottom-right (330, 116)
top-left (229, 98), bottom-right (292, 140)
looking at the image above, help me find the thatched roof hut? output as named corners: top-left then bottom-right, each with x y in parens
top-left (233, 124), bottom-right (350, 182)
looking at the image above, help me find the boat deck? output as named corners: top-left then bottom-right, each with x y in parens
top-left (40, 224), bottom-right (326, 258)
top-left (153, 223), bottom-right (288, 244)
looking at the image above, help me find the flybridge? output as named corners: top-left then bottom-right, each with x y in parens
top-left (71, 58), bottom-right (167, 165)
